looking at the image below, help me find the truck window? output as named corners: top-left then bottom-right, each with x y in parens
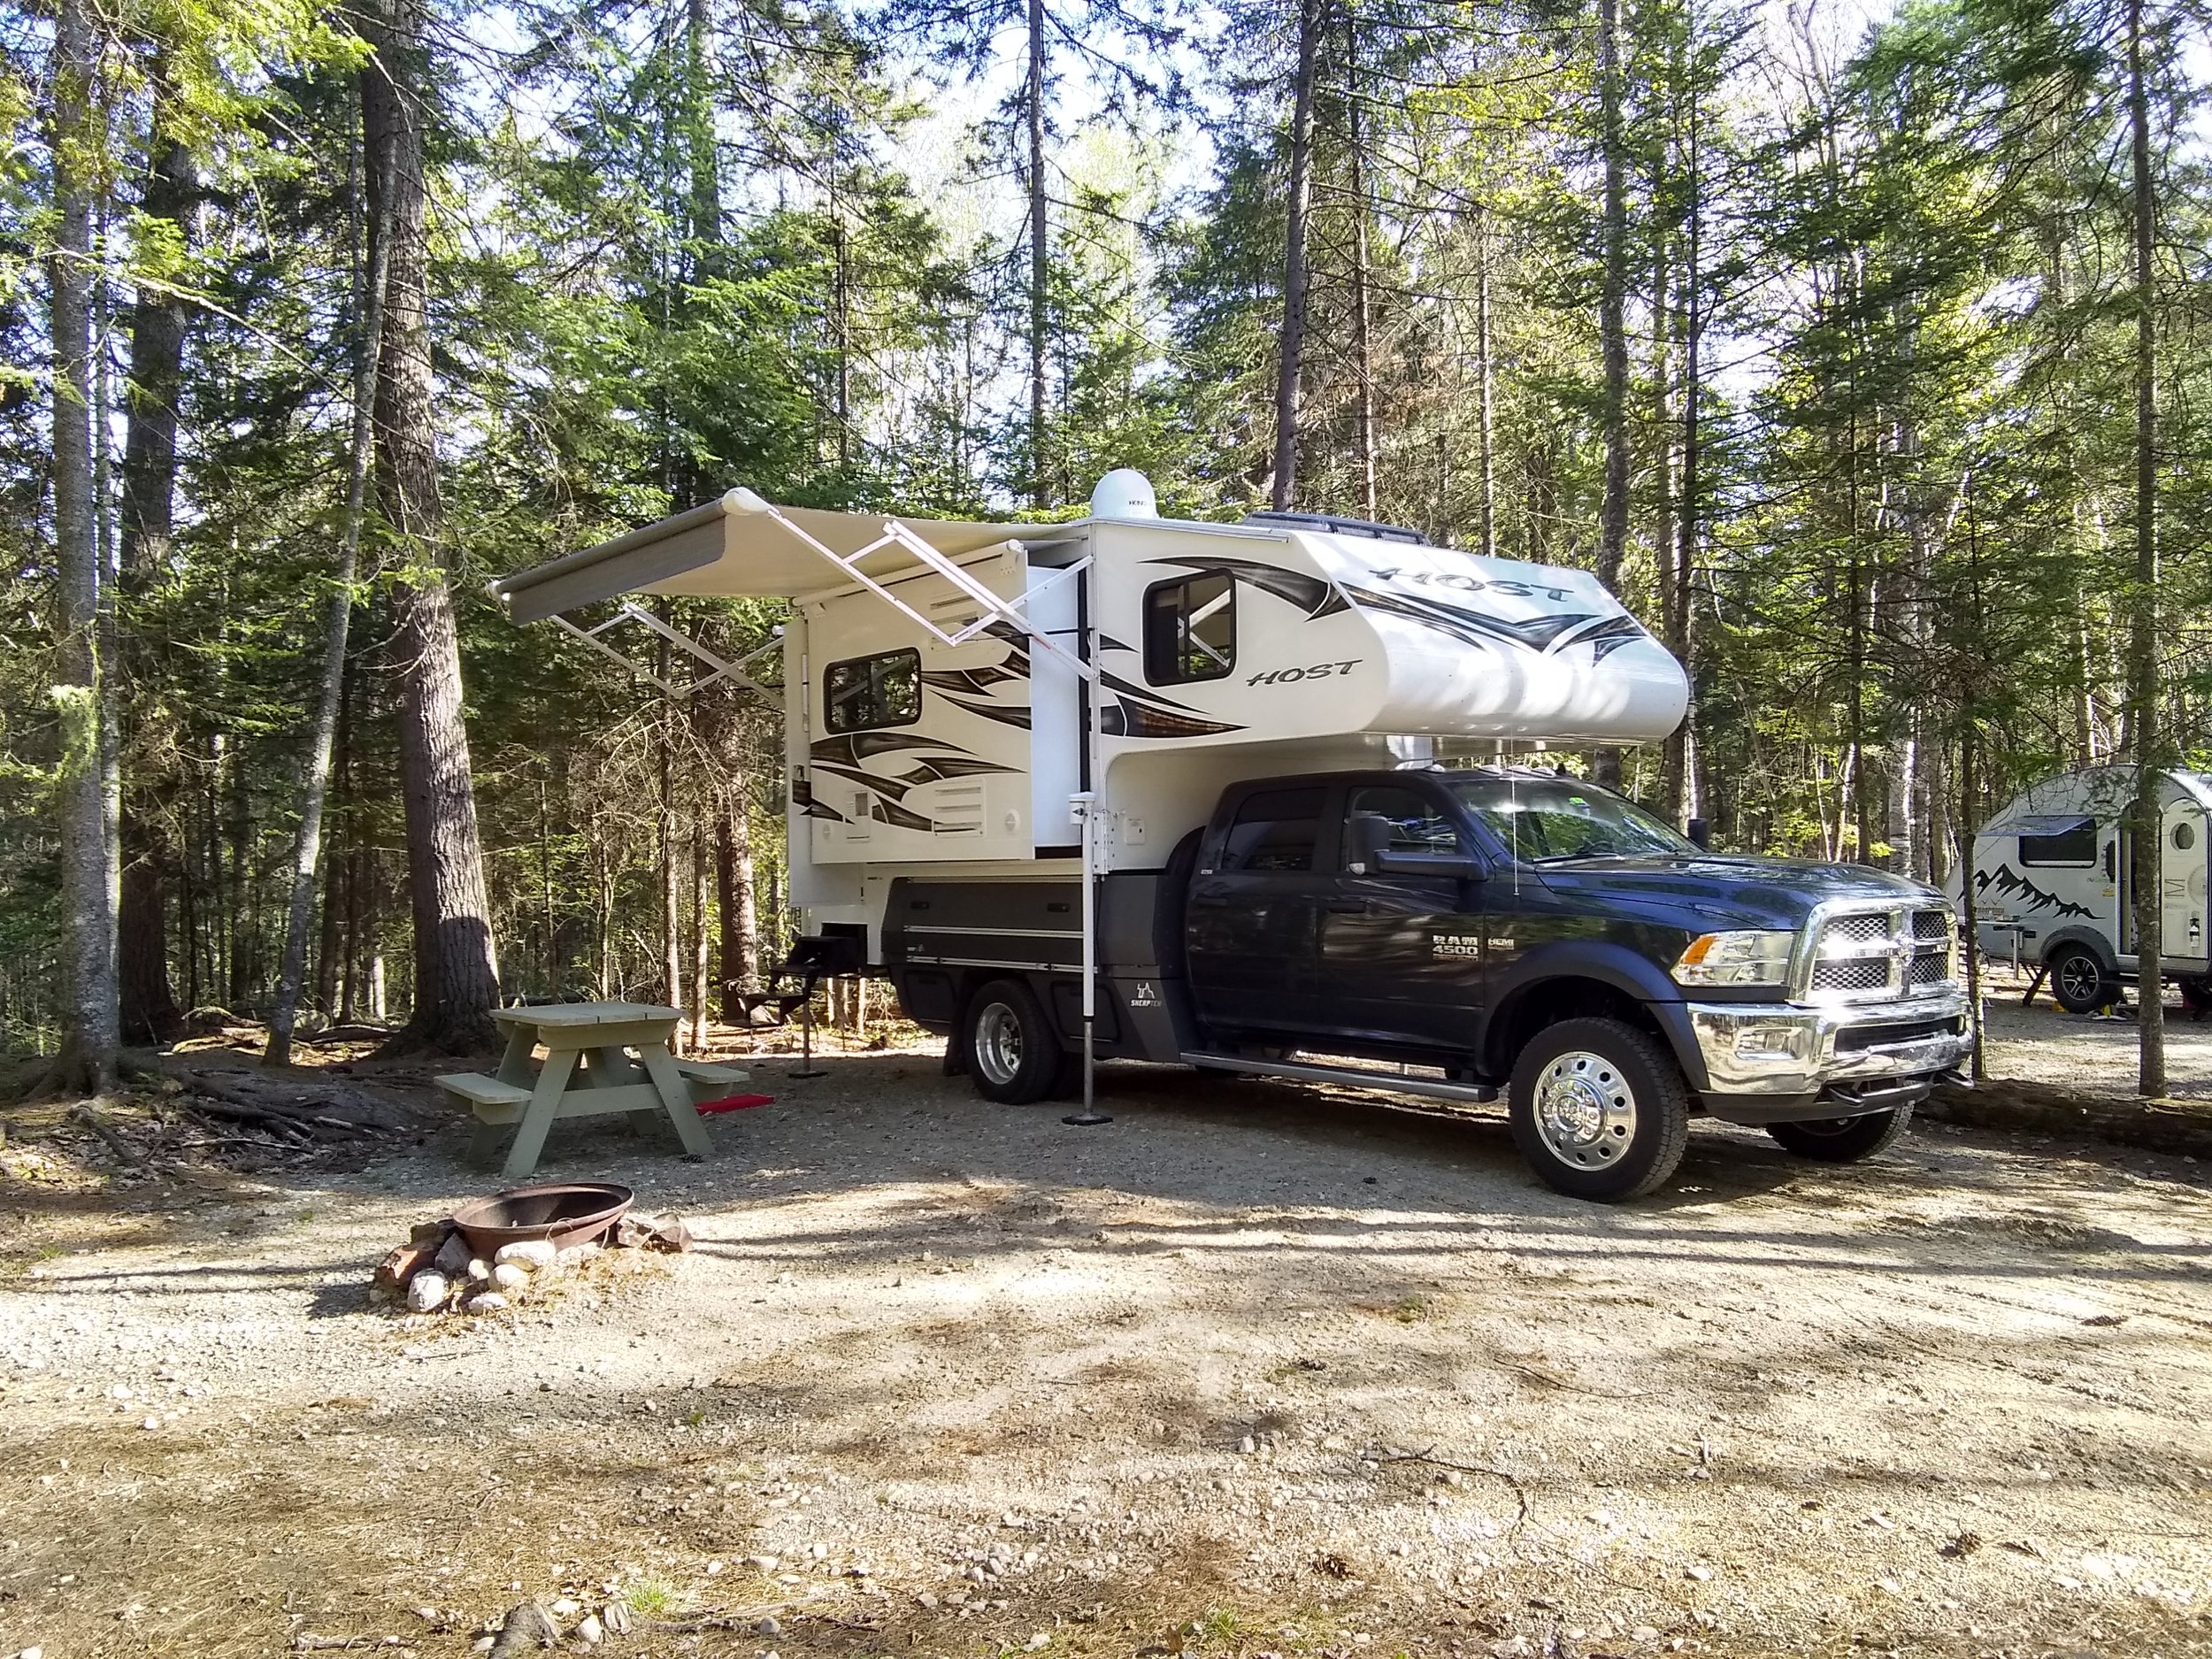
top-left (1220, 787), bottom-right (1325, 873)
top-left (823, 649), bottom-right (920, 733)
top-left (1143, 572), bottom-right (1235, 685)
top-left (2017, 816), bottom-right (2094, 867)
top-left (1346, 786), bottom-right (1462, 857)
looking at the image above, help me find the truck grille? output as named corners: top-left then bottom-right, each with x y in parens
top-left (1801, 906), bottom-right (1955, 1002)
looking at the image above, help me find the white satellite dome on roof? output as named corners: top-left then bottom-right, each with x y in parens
top-left (1089, 468), bottom-right (1157, 520)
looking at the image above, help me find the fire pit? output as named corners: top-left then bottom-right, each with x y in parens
top-left (449, 1182), bottom-right (634, 1256)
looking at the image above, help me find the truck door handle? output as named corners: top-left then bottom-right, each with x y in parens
top-left (1324, 898), bottom-right (1369, 914)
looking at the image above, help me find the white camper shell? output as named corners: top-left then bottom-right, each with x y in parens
top-left (493, 480), bottom-right (1689, 965)
top-left (1962, 764), bottom-right (2212, 1012)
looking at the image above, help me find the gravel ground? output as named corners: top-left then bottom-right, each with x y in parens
top-left (1977, 971), bottom-right (2212, 1102)
top-left (4, 1036), bottom-right (2210, 1659)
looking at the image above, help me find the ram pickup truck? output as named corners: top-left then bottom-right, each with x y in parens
top-left (885, 765), bottom-right (1972, 1201)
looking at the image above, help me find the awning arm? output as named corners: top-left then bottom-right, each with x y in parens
top-left (547, 601), bottom-right (781, 699)
top-left (726, 488), bottom-right (1097, 683)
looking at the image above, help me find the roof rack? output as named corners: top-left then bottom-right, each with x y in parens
top-left (1240, 510), bottom-right (1428, 545)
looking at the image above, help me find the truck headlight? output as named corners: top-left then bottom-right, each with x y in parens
top-left (1673, 930), bottom-right (1795, 987)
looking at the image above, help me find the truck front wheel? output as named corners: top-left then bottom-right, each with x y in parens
top-left (1766, 1102), bottom-right (1913, 1163)
top-left (1508, 1018), bottom-right (1690, 1202)
top-left (961, 979), bottom-right (1064, 1104)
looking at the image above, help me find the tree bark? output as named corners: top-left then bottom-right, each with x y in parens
top-left (1475, 206), bottom-right (1497, 561)
top-left (2124, 0), bottom-right (2164, 1096)
top-left (1593, 0), bottom-right (1631, 791)
top-left (265, 122), bottom-right (392, 1066)
top-left (1271, 0), bottom-right (1324, 512)
top-left (1345, 1), bottom-right (1377, 520)
top-left (47, 0), bottom-right (119, 1093)
top-left (1664, 65), bottom-right (1702, 829)
top-left (363, 0), bottom-right (501, 1053)
top-left (1026, 0), bottom-right (1051, 509)
top-left (116, 88), bottom-right (192, 1047)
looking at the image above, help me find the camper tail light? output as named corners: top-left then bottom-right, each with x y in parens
top-left (1673, 929), bottom-right (1796, 987)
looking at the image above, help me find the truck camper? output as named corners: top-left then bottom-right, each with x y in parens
top-left (494, 472), bottom-right (1970, 1200)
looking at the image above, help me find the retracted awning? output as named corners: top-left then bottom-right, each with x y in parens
top-left (491, 488), bottom-right (1030, 623)
top-left (1982, 811), bottom-right (2093, 836)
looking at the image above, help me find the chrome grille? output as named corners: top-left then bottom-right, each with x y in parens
top-left (1801, 904), bottom-right (1957, 1002)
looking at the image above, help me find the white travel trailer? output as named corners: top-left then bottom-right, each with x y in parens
top-left (1962, 765), bottom-right (2212, 1012)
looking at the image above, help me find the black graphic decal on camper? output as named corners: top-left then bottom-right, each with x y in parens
top-left (920, 664), bottom-right (1025, 696)
top-left (870, 796), bottom-right (936, 833)
top-left (1142, 555), bottom-right (1350, 620)
top-left (937, 694), bottom-right (1033, 730)
top-left (1101, 699), bottom-right (1247, 739)
top-left (1344, 583), bottom-right (1601, 653)
top-left (810, 732), bottom-right (968, 767)
top-left (1976, 863), bottom-right (2097, 920)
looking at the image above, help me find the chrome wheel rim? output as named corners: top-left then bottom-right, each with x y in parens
top-left (1532, 1050), bottom-right (1637, 1169)
top-left (2057, 955), bottom-right (2101, 1004)
top-left (974, 1002), bottom-right (1025, 1087)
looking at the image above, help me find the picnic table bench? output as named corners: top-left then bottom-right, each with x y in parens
top-left (434, 1002), bottom-right (747, 1180)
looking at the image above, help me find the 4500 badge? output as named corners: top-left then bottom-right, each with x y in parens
top-left (1246, 658), bottom-right (1362, 687)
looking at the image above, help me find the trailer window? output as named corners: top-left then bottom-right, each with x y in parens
top-left (1220, 787), bottom-right (1325, 873)
top-left (823, 649), bottom-right (920, 733)
top-left (2017, 816), bottom-right (2095, 867)
top-left (1143, 572), bottom-right (1235, 685)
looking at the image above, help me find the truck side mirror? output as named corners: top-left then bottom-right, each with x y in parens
top-left (1686, 817), bottom-right (1711, 850)
top-left (1347, 813), bottom-right (1392, 873)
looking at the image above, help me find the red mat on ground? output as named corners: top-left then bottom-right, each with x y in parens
top-left (696, 1094), bottom-right (776, 1115)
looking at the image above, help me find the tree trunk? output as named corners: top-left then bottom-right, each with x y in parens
top-left (1592, 0), bottom-right (1631, 792)
top-left (116, 92), bottom-right (192, 1048)
top-left (266, 137), bottom-right (390, 1066)
top-left (1664, 74), bottom-right (1702, 829)
top-left (1475, 206), bottom-right (1496, 562)
top-left (1345, 2), bottom-right (1377, 520)
top-left (2125, 0), bottom-right (2164, 1097)
top-left (1271, 0), bottom-right (1324, 512)
top-left (363, 0), bottom-right (501, 1054)
top-left (717, 802), bottom-right (760, 1018)
top-left (1026, 0), bottom-right (1050, 509)
top-left (47, 0), bottom-right (119, 1094)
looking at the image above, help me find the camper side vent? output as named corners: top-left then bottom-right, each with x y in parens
top-left (846, 792), bottom-right (871, 842)
top-left (933, 783), bottom-right (986, 836)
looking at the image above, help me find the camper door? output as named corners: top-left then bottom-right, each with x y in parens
top-left (2117, 797), bottom-right (2212, 965)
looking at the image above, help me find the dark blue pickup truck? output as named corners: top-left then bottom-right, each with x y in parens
top-left (886, 765), bottom-right (1971, 1201)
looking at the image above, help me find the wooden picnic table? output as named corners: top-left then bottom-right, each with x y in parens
top-left (434, 1001), bottom-right (743, 1180)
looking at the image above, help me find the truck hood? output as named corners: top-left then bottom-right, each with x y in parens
top-left (1532, 855), bottom-right (1940, 933)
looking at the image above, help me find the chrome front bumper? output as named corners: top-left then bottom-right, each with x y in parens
top-left (1686, 991), bottom-right (1970, 1096)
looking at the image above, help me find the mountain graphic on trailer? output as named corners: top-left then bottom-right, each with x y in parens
top-left (1975, 863), bottom-right (2095, 920)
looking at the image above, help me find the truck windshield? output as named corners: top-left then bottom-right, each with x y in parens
top-left (1449, 777), bottom-right (1696, 863)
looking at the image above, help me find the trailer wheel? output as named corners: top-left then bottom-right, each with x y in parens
top-left (1507, 1018), bottom-right (1690, 1202)
top-left (1766, 1101), bottom-right (1914, 1163)
top-left (961, 979), bottom-right (1063, 1104)
top-left (2048, 944), bottom-right (2116, 1014)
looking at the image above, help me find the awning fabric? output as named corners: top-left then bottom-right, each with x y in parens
top-left (492, 489), bottom-right (1031, 622)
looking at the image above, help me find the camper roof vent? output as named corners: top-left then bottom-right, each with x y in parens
top-left (1241, 510), bottom-right (1428, 545)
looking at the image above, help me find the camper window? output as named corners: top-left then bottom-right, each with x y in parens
top-left (1143, 572), bottom-right (1236, 685)
top-left (824, 649), bottom-right (920, 733)
top-left (1221, 787), bottom-right (1325, 873)
top-left (2017, 815), bottom-right (2095, 867)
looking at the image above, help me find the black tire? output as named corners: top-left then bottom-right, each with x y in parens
top-left (961, 979), bottom-right (1063, 1104)
top-left (1508, 1017), bottom-right (1691, 1202)
top-left (2048, 944), bottom-right (2116, 1014)
top-left (1766, 1101), bottom-right (1914, 1163)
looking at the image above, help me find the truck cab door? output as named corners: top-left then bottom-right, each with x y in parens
top-left (1311, 783), bottom-right (1492, 1050)
top-left (1186, 785), bottom-right (1331, 1037)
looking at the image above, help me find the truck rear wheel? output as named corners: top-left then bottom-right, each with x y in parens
top-left (1766, 1102), bottom-right (1914, 1163)
top-left (1508, 1017), bottom-right (1690, 1202)
top-left (961, 979), bottom-right (1064, 1104)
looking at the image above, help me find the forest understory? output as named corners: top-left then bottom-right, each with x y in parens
top-left (4, 1006), bottom-right (2209, 1659)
